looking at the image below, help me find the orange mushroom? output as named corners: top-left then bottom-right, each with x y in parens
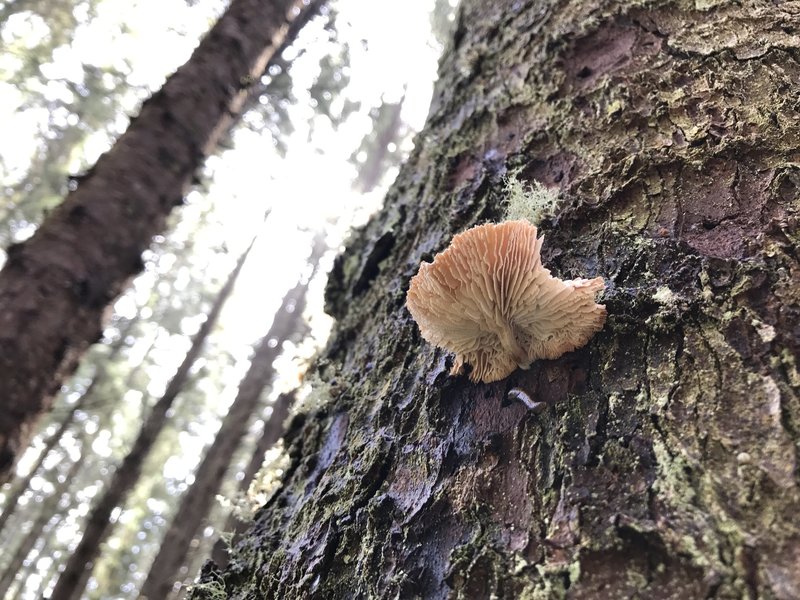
top-left (406, 220), bottom-right (606, 383)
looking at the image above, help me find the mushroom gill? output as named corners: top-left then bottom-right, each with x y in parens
top-left (406, 220), bottom-right (606, 383)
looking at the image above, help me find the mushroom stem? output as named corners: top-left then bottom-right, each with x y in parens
top-left (499, 324), bottom-right (528, 367)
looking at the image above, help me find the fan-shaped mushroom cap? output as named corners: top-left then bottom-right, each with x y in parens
top-left (406, 220), bottom-right (606, 383)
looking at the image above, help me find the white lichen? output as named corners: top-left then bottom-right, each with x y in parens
top-left (215, 492), bottom-right (253, 522)
top-left (752, 318), bottom-right (776, 343)
top-left (247, 441), bottom-right (290, 509)
top-left (502, 173), bottom-right (560, 225)
top-left (653, 286), bottom-right (676, 305)
top-left (188, 578), bottom-right (227, 600)
top-left (214, 440), bottom-right (291, 520)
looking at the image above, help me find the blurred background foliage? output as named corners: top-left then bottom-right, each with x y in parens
top-left (0, 0), bottom-right (458, 597)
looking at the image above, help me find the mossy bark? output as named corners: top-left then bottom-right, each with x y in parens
top-left (197, 0), bottom-right (800, 598)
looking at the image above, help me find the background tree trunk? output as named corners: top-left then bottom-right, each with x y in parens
top-left (0, 380), bottom-right (90, 536)
top-left (49, 236), bottom-right (257, 600)
top-left (209, 390), bottom-right (295, 570)
top-left (0, 0), bottom-right (315, 482)
top-left (0, 311), bottom-right (139, 535)
top-left (196, 0), bottom-right (800, 598)
top-left (0, 356), bottom-right (104, 535)
top-left (0, 436), bottom-right (85, 598)
top-left (141, 237), bottom-right (326, 599)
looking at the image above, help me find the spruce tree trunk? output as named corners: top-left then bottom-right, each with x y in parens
top-left (196, 1), bottom-right (800, 598)
top-left (0, 0), bottom-right (315, 482)
top-left (141, 238), bottom-right (326, 599)
top-left (49, 237), bottom-right (257, 600)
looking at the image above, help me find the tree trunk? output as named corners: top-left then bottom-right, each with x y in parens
top-left (195, 1), bottom-right (800, 598)
top-left (0, 438), bottom-right (84, 598)
top-left (356, 97), bottom-right (405, 193)
top-left (49, 236), bottom-right (257, 600)
top-left (0, 313), bottom-right (138, 536)
top-left (209, 390), bottom-right (295, 569)
top-left (141, 238), bottom-right (326, 599)
top-left (0, 0), bottom-right (318, 482)
top-left (0, 379), bottom-right (88, 537)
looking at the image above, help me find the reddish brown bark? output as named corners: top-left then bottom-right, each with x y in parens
top-left (0, 0), bottom-right (314, 482)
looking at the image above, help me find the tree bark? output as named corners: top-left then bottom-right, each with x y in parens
top-left (0, 0), bottom-right (315, 482)
top-left (49, 236), bottom-right (257, 600)
top-left (195, 1), bottom-right (800, 598)
top-left (141, 238), bottom-right (326, 599)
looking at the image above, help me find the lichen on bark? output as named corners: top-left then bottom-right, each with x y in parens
top-left (195, 0), bottom-right (800, 598)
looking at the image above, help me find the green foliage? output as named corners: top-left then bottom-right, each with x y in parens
top-left (0, 1), bottom-right (127, 247)
top-left (240, 6), bottom-right (358, 157)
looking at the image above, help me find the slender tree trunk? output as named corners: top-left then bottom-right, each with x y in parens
top-left (0, 382), bottom-right (87, 537)
top-left (0, 318), bottom-right (137, 535)
top-left (209, 390), bottom-right (295, 569)
top-left (140, 238), bottom-right (326, 599)
top-left (195, 1), bottom-right (800, 598)
top-left (0, 438), bottom-right (84, 598)
top-left (0, 0), bottom-right (322, 483)
top-left (357, 96), bottom-right (405, 193)
top-left (49, 236), bottom-right (258, 600)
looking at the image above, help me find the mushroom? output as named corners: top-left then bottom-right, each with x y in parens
top-left (406, 220), bottom-right (606, 383)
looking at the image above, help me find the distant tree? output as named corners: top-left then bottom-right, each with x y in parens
top-left (139, 236), bottom-right (326, 599)
top-left (351, 94), bottom-right (407, 193)
top-left (0, 433), bottom-right (85, 598)
top-left (0, 0), bottom-right (324, 482)
top-left (209, 390), bottom-right (295, 569)
top-left (48, 234), bottom-right (257, 600)
top-left (0, 218), bottom-right (209, 553)
top-left (30, 204), bottom-right (248, 599)
top-left (232, 0), bottom-right (333, 156)
top-left (0, 349), bottom-right (107, 535)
